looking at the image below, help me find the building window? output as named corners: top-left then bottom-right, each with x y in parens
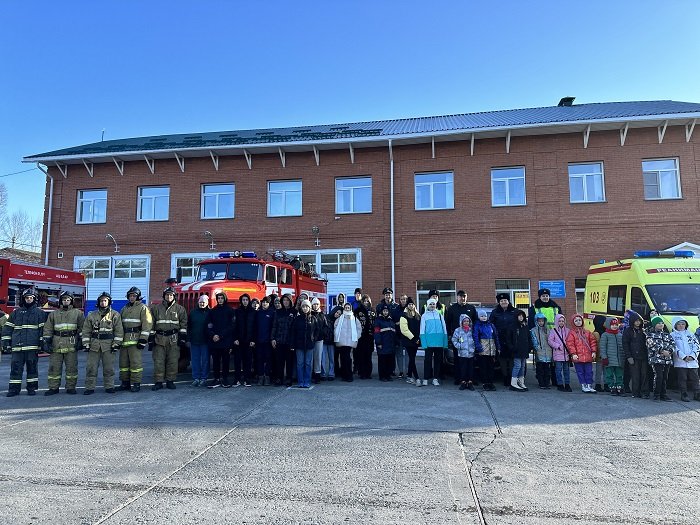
top-left (76, 189), bottom-right (107, 224)
top-left (416, 280), bottom-right (456, 311)
top-left (138, 186), bottom-right (169, 221)
top-left (414, 172), bottom-right (454, 210)
top-left (268, 180), bottom-right (302, 217)
top-left (202, 183), bottom-right (235, 219)
top-left (173, 254), bottom-right (214, 283)
top-left (114, 258), bottom-right (147, 279)
top-left (320, 252), bottom-right (357, 274)
top-left (491, 167), bottom-right (526, 207)
top-left (494, 279), bottom-right (531, 309)
top-left (643, 158), bottom-right (680, 199)
top-left (336, 177), bottom-right (372, 214)
top-left (77, 258), bottom-right (110, 279)
top-left (569, 162), bottom-right (605, 203)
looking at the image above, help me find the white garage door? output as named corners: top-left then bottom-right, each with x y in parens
top-left (288, 248), bottom-right (362, 311)
top-left (74, 255), bottom-right (151, 312)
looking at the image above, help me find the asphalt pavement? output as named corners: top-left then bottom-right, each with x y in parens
top-left (0, 352), bottom-right (698, 525)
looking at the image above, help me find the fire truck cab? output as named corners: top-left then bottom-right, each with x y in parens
top-left (175, 251), bottom-right (328, 311)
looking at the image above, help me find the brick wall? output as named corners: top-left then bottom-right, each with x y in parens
top-left (43, 124), bottom-right (700, 313)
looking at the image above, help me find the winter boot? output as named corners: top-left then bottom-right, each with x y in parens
top-left (510, 378), bottom-right (524, 391)
top-left (681, 392), bottom-right (690, 402)
top-left (557, 384), bottom-right (565, 391)
top-left (603, 385), bottom-right (611, 393)
top-left (564, 384), bottom-right (572, 392)
top-left (115, 381), bottom-right (130, 392)
top-left (517, 377), bottom-right (528, 391)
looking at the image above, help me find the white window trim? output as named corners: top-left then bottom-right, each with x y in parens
top-left (642, 157), bottom-right (682, 200)
top-left (201, 183), bottom-right (235, 220)
top-left (568, 162), bottom-right (606, 204)
top-left (267, 180), bottom-right (303, 217)
top-left (137, 186), bottom-right (170, 222)
top-left (76, 189), bottom-right (107, 224)
top-left (335, 176), bottom-right (372, 214)
top-left (491, 166), bottom-right (526, 207)
top-left (414, 171), bottom-right (455, 211)
top-left (171, 252), bottom-right (218, 283)
top-left (287, 248), bottom-right (362, 279)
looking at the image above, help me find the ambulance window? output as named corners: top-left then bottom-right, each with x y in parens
top-left (631, 287), bottom-right (651, 319)
top-left (608, 285), bottom-right (626, 316)
top-left (265, 265), bottom-right (277, 284)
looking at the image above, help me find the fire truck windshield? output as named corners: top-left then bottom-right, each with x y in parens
top-left (196, 262), bottom-right (263, 282)
top-left (646, 283), bottom-right (700, 315)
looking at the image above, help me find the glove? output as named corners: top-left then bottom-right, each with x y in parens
top-left (83, 345), bottom-right (90, 352)
top-left (148, 333), bottom-right (155, 344)
top-left (111, 343), bottom-right (119, 353)
top-left (41, 339), bottom-right (51, 354)
top-left (601, 358), bottom-right (609, 366)
top-left (137, 339), bottom-right (147, 350)
top-left (179, 333), bottom-right (187, 344)
top-left (627, 357), bottom-right (634, 365)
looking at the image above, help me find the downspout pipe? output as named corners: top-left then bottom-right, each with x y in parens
top-left (389, 140), bottom-right (395, 292)
top-left (36, 163), bottom-right (53, 265)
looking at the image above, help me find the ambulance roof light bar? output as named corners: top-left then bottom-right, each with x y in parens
top-left (634, 250), bottom-right (695, 259)
top-left (218, 251), bottom-right (257, 259)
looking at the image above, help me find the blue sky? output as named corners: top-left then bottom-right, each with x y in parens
top-left (2, 0), bottom-right (699, 229)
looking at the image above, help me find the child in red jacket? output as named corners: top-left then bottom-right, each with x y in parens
top-left (565, 314), bottom-right (598, 393)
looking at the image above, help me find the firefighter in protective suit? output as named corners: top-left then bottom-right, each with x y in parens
top-left (2, 289), bottom-right (47, 397)
top-left (118, 287), bottom-right (153, 392)
top-left (43, 292), bottom-right (85, 395)
top-left (82, 291), bottom-right (123, 395)
top-left (150, 287), bottom-right (187, 390)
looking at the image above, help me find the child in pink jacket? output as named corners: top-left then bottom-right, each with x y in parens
top-left (548, 314), bottom-right (572, 392)
top-left (566, 313), bottom-right (598, 393)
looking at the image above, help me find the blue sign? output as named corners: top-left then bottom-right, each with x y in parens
top-left (538, 280), bottom-right (566, 299)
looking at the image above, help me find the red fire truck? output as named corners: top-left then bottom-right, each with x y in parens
top-left (175, 250), bottom-right (328, 311)
top-left (0, 258), bottom-right (86, 313)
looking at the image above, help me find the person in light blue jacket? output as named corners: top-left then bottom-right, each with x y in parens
top-left (419, 298), bottom-right (447, 387)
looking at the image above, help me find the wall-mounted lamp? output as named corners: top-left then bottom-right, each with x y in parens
top-left (311, 226), bottom-right (320, 247)
top-left (105, 234), bottom-right (119, 253)
top-left (204, 231), bottom-right (216, 250)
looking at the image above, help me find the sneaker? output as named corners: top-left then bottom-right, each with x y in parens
top-left (416, 379), bottom-right (423, 387)
top-left (432, 379), bottom-right (440, 386)
top-left (208, 379), bottom-right (221, 389)
top-left (459, 383), bottom-right (468, 390)
top-left (191, 380), bottom-right (200, 387)
top-left (243, 381), bottom-right (252, 387)
top-left (221, 380), bottom-right (232, 388)
top-left (467, 383), bottom-right (475, 391)
top-left (423, 379), bottom-right (429, 386)
top-left (406, 377), bottom-right (415, 384)
top-left (232, 381), bottom-right (242, 388)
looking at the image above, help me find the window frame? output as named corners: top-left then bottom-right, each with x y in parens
top-left (267, 180), bottom-right (303, 217)
top-left (320, 252), bottom-right (358, 274)
top-left (137, 186), bottom-right (170, 222)
top-left (568, 162), bottom-right (606, 204)
top-left (607, 285), bottom-right (627, 316)
top-left (490, 166), bottom-right (526, 207)
top-left (414, 171), bottom-right (455, 211)
top-left (335, 176), bottom-right (372, 214)
top-left (76, 189), bottom-right (107, 224)
top-left (201, 183), bottom-right (235, 220)
top-left (416, 280), bottom-right (456, 311)
top-left (642, 157), bottom-right (681, 200)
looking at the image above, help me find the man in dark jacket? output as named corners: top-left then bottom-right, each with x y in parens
top-left (208, 292), bottom-right (235, 388)
top-left (623, 310), bottom-right (649, 398)
top-left (272, 294), bottom-right (296, 386)
top-left (490, 293), bottom-right (518, 387)
top-left (188, 295), bottom-right (211, 387)
top-left (233, 293), bottom-right (256, 387)
top-left (375, 287), bottom-right (402, 375)
top-left (446, 290), bottom-right (478, 383)
top-left (254, 296), bottom-right (275, 385)
top-left (3, 289), bottom-right (47, 397)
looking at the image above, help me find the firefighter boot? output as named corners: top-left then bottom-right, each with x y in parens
top-left (130, 383), bottom-right (141, 392)
top-left (44, 389), bottom-right (59, 396)
top-left (115, 381), bottom-right (130, 392)
top-left (166, 381), bottom-right (176, 390)
top-left (152, 382), bottom-right (163, 391)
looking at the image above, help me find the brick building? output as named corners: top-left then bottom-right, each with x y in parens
top-left (24, 98), bottom-right (700, 312)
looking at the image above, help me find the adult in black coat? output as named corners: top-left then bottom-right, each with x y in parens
top-left (490, 293), bottom-right (518, 386)
top-left (446, 290), bottom-right (478, 382)
top-left (232, 293), bottom-right (256, 386)
top-left (208, 292), bottom-right (235, 387)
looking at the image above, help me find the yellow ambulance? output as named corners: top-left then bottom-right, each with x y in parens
top-left (583, 250), bottom-right (700, 332)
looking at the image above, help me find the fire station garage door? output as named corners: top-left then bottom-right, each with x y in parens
top-left (74, 255), bottom-right (151, 312)
top-left (288, 249), bottom-right (361, 309)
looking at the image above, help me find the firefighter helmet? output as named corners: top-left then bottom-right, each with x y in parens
top-left (97, 291), bottom-right (112, 307)
top-left (21, 288), bottom-right (39, 306)
top-left (126, 286), bottom-right (142, 300)
top-left (162, 287), bottom-right (177, 299)
top-left (59, 291), bottom-right (74, 304)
